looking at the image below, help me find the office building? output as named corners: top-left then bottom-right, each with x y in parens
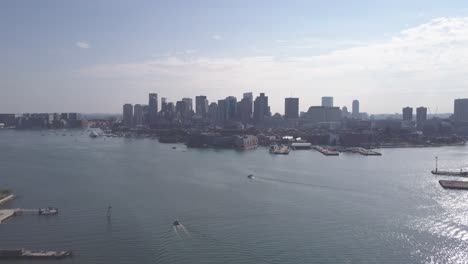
top-left (133, 104), bottom-right (143, 127)
top-left (123, 104), bottom-right (133, 127)
top-left (416, 107), bottom-right (427, 127)
top-left (225, 96), bottom-right (237, 121)
top-left (284, 98), bottom-right (299, 119)
top-left (182, 98), bottom-right (193, 112)
top-left (195, 95), bottom-right (209, 118)
top-left (454, 98), bottom-right (468, 123)
top-left (253, 93), bottom-right (269, 123)
top-left (306, 106), bottom-right (342, 123)
top-left (352, 100), bottom-right (359, 118)
top-left (402, 107), bottom-right (413, 121)
top-left (148, 93), bottom-right (158, 123)
top-left (321, 96), bottom-right (334, 107)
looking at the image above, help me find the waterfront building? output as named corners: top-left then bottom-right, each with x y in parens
top-left (321, 96), bottom-right (334, 107)
top-left (0, 114), bottom-right (16, 127)
top-left (402, 107), bottom-right (413, 121)
top-left (352, 100), bottom-right (359, 118)
top-left (195, 96), bottom-right (209, 118)
top-left (454, 98), bottom-right (468, 123)
top-left (341, 106), bottom-right (350, 118)
top-left (416, 107), bottom-right (427, 127)
top-left (123, 104), bottom-right (133, 128)
top-left (133, 104), bottom-right (143, 127)
top-left (253, 93), bottom-right (269, 124)
top-left (148, 93), bottom-right (158, 124)
top-left (284, 98), bottom-right (299, 119)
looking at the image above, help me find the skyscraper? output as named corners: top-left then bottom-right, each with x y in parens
top-left (416, 107), bottom-right (427, 127)
top-left (454, 98), bottom-right (468, 123)
top-left (123, 104), bottom-right (133, 128)
top-left (352, 100), bottom-right (359, 118)
top-left (284, 97), bottom-right (299, 119)
top-left (160, 97), bottom-right (167, 113)
top-left (402, 107), bottom-right (413, 121)
top-left (133, 104), bottom-right (143, 127)
top-left (195, 95), bottom-right (209, 118)
top-left (182, 98), bottom-right (193, 112)
top-left (321, 96), bottom-right (334, 107)
top-left (225, 96), bottom-right (237, 121)
top-left (217, 99), bottom-right (227, 122)
top-left (253, 93), bottom-right (269, 124)
top-left (148, 93), bottom-right (158, 124)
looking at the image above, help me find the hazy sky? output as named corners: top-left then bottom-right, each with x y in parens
top-left (2, 0), bottom-right (468, 114)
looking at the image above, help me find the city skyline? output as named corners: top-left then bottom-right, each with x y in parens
top-left (2, 1), bottom-right (468, 114)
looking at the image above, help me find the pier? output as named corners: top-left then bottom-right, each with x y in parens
top-left (0, 194), bottom-right (14, 206)
top-left (432, 170), bottom-right (468, 177)
top-left (0, 249), bottom-right (72, 259)
top-left (312, 146), bottom-right (339, 156)
top-left (439, 180), bottom-right (468, 190)
top-left (0, 208), bottom-right (51, 224)
top-left (0, 209), bottom-right (18, 224)
top-left (431, 156), bottom-right (468, 177)
top-left (342, 147), bottom-right (382, 156)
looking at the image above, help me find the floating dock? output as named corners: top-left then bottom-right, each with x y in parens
top-left (0, 249), bottom-right (72, 259)
top-left (432, 170), bottom-right (468, 177)
top-left (312, 146), bottom-right (339, 156)
top-left (439, 180), bottom-right (468, 190)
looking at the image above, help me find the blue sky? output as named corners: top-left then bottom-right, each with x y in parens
top-left (2, 0), bottom-right (468, 114)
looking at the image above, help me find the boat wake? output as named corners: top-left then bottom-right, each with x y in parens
top-left (173, 222), bottom-right (191, 239)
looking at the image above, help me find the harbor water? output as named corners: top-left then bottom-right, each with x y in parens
top-left (1, 130), bottom-right (468, 263)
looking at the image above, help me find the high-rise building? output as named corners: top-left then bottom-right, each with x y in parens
top-left (284, 98), bottom-right (299, 119)
top-left (352, 100), bottom-right (359, 118)
top-left (208, 102), bottom-right (218, 122)
top-left (133, 104), bottom-right (143, 127)
top-left (182, 98), bottom-right (193, 112)
top-left (253, 93), bottom-right (269, 124)
top-left (225, 96), bottom-right (237, 121)
top-left (195, 96), bottom-right (209, 118)
top-left (160, 97), bottom-right (167, 113)
top-left (123, 104), bottom-right (133, 127)
top-left (148, 93), bottom-right (158, 124)
top-left (402, 107), bottom-right (413, 121)
top-left (306, 106), bottom-right (342, 123)
top-left (454, 98), bottom-right (468, 123)
top-left (321, 96), bottom-right (334, 107)
top-left (217, 99), bottom-right (227, 122)
top-left (416, 107), bottom-right (427, 127)
top-left (175, 100), bottom-right (188, 119)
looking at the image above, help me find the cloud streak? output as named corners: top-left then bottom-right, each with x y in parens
top-left (76, 41), bottom-right (90, 49)
top-left (82, 17), bottom-right (468, 113)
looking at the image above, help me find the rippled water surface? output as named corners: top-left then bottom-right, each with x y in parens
top-left (1, 130), bottom-right (468, 263)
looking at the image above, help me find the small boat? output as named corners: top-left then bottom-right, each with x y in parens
top-left (172, 147), bottom-right (177, 149)
top-left (38, 207), bottom-right (59, 215)
top-left (247, 174), bottom-right (253, 179)
top-left (89, 130), bottom-right (99, 138)
top-left (173, 220), bottom-right (180, 226)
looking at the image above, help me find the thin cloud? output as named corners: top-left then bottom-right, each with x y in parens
top-left (212, 35), bottom-right (222, 40)
top-left (76, 41), bottom-right (90, 49)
